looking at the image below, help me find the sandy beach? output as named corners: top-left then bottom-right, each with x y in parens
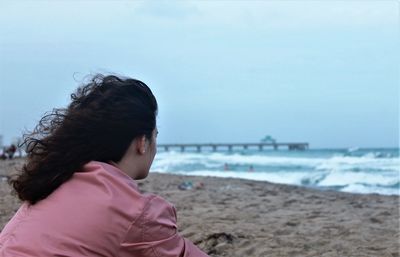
top-left (1, 159), bottom-right (399, 257)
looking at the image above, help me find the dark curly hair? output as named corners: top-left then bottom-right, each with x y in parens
top-left (10, 74), bottom-right (158, 204)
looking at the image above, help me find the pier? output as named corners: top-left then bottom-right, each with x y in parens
top-left (157, 142), bottom-right (309, 152)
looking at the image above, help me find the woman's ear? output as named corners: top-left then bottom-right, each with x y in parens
top-left (136, 135), bottom-right (147, 155)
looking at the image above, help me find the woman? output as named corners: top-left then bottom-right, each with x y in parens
top-left (0, 74), bottom-right (209, 256)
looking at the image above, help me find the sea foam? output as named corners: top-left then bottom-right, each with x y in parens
top-left (151, 148), bottom-right (400, 195)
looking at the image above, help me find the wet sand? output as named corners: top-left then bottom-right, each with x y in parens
top-left (1, 159), bottom-right (399, 257)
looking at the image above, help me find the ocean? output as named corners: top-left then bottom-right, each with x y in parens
top-left (151, 147), bottom-right (400, 195)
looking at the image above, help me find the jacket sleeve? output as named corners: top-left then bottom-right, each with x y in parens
top-left (120, 195), bottom-right (209, 257)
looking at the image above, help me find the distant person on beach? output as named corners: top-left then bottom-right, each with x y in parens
top-left (0, 148), bottom-right (6, 160)
top-left (1, 145), bottom-right (16, 160)
top-left (224, 163), bottom-right (229, 171)
top-left (0, 74), bottom-right (209, 256)
top-left (7, 144), bottom-right (16, 159)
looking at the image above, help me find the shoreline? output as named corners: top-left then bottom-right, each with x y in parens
top-left (150, 171), bottom-right (400, 196)
top-left (1, 159), bottom-right (399, 256)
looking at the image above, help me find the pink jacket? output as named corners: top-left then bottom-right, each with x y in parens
top-left (0, 161), bottom-right (209, 257)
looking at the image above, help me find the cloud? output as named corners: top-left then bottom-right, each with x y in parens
top-left (134, 0), bottom-right (200, 20)
top-left (187, 1), bottom-right (399, 29)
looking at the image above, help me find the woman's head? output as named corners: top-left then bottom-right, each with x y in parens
top-left (66, 74), bottom-right (158, 162)
top-left (11, 74), bottom-right (158, 204)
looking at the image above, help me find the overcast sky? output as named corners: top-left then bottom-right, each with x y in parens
top-left (0, 0), bottom-right (398, 148)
